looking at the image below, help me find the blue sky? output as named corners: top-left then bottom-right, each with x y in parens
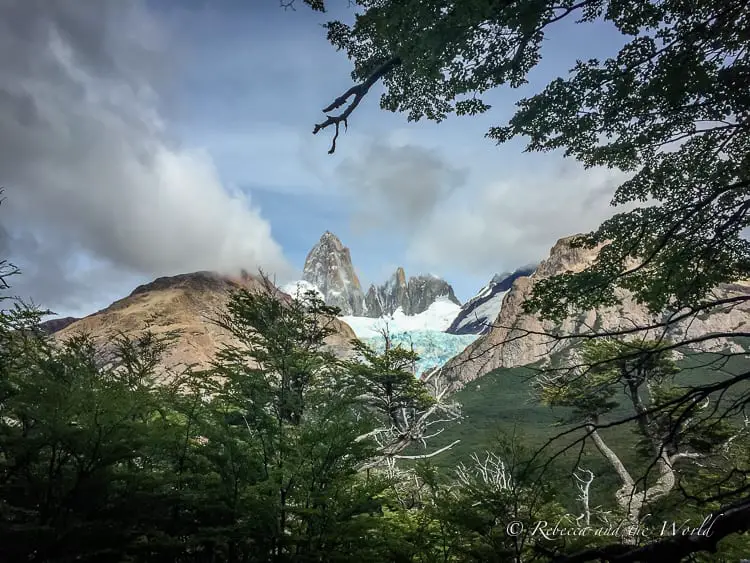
top-left (1, 0), bottom-right (630, 317)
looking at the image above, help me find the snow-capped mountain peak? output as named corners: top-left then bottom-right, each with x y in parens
top-left (364, 267), bottom-right (460, 318)
top-left (446, 267), bottom-right (536, 335)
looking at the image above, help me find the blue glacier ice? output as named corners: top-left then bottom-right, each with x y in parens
top-left (361, 330), bottom-right (478, 377)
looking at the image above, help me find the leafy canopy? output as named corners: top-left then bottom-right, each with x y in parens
top-left (308, 0), bottom-right (749, 320)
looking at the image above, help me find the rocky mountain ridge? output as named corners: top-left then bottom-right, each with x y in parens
top-left (446, 267), bottom-right (535, 335)
top-left (364, 267), bottom-right (460, 317)
top-left (302, 231), bottom-right (460, 318)
top-left (432, 236), bottom-right (750, 394)
top-left (39, 316), bottom-right (79, 335)
top-left (302, 231), bottom-right (366, 316)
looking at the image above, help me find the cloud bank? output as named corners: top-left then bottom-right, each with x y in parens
top-left (408, 162), bottom-right (629, 273)
top-left (335, 137), bottom-right (629, 277)
top-left (0, 0), bottom-right (290, 313)
top-left (337, 140), bottom-right (468, 233)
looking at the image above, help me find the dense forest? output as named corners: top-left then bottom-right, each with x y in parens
top-left (1, 259), bottom-right (748, 561)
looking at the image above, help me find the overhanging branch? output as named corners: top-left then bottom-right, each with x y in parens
top-left (552, 495), bottom-right (750, 563)
top-left (314, 56), bottom-right (401, 154)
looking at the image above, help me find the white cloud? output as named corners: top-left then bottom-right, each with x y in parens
top-left (336, 140), bottom-right (468, 234)
top-left (407, 163), bottom-right (631, 272)
top-left (332, 131), bottom-right (631, 277)
top-left (0, 1), bottom-right (291, 312)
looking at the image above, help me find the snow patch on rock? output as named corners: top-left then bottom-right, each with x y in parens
top-left (281, 280), bottom-right (323, 300)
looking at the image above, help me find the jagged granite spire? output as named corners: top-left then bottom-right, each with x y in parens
top-left (302, 231), bottom-right (366, 315)
top-left (365, 266), bottom-right (460, 317)
top-left (365, 267), bottom-right (409, 317)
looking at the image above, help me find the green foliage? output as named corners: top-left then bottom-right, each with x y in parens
top-left (0, 324), bottom-right (187, 561)
top-left (0, 273), bottom-right (469, 562)
top-left (306, 8), bottom-right (750, 555)
top-left (2, 261), bottom-right (749, 560)
top-left (311, 0), bottom-right (749, 321)
top-left (348, 338), bottom-right (435, 420)
top-left (199, 286), bottom-right (390, 560)
top-left (540, 339), bottom-right (679, 423)
top-left (432, 437), bottom-right (571, 562)
top-left (536, 338), bottom-right (741, 472)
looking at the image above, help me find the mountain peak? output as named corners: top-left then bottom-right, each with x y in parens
top-left (446, 267), bottom-right (536, 335)
top-left (394, 266), bottom-right (407, 286)
top-left (320, 230), bottom-right (341, 242)
top-left (314, 231), bottom-right (346, 252)
top-left (302, 232), bottom-right (366, 315)
top-left (365, 267), bottom-right (460, 318)
top-left (129, 271), bottom-right (250, 297)
top-left (51, 270), bottom-right (357, 377)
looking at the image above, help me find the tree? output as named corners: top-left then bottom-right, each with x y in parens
top-left (206, 279), bottom-right (469, 559)
top-left (311, 0), bottom-right (748, 321)
top-left (0, 224), bottom-right (471, 563)
top-left (300, 0), bottom-right (750, 557)
top-left (208, 281), bottom-right (386, 561)
top-left (538, 339), bottom-right (734, 545)
top-left (444, 440), bottom-right (570, 563)
top-left (348, 323), bottom-right (462, 468)
top-left (0, 323), bottom-right (196, 561)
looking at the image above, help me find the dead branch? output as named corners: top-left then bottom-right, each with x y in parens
top-left (314, 57), bottom-right (401, 154)
top-left (455, 451), bottom-right (514, 493)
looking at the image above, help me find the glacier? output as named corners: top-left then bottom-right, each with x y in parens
top-left (340, 298), bottom-right (476, 376)
top-left (283, 283), bottom-right (476, 376)
top-left (361, 330), bottom-right (478, 377)
top-left (339, 296), bottom-right (461, 337)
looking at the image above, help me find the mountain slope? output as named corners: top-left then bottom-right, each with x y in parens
top-left (434, 235), bottom-right (750, 393)
top-left (39, 316), bottom-right (79, 335)
top-left (54, 271), bottom-right (357, 377)
top-left (420, 350), bottom-right (750, 470)
top-left (446, 268), bottom-right (535, 335)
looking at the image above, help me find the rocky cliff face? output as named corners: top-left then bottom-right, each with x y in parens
top-left (302, 232), bottom-right (366, 316)
top-left (54, 271), bottom-right (357, 379)
top-left (364, 267), bottom-right (408, 318)
top-left (364, 267), bottom-right (460, 317)
top-left (446, 268), bottom-right (535, 335)
top-left (433, 236), bottom-right (750, 393)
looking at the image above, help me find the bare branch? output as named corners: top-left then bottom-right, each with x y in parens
top-left (314, 57), bottom-right (401, 154)
top-left (554, 496), bottom-right (750, 563)
top-left (392, 439), bottom-right (460, 460)
top-left (573, 467), bottom-right (595, 526)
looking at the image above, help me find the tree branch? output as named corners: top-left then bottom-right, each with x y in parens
top-left (314, 57), bottom-right (401, 154)
top-left (553, 496), bottom-right (750, 563)
top-left (392, 439), bottom-right (460, 460)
